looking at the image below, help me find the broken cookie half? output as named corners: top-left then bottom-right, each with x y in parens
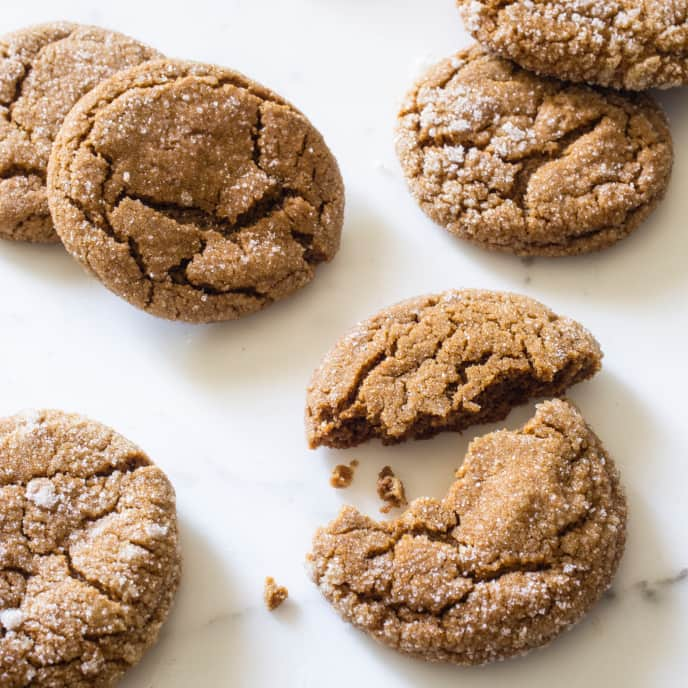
top-left (308, 399), bottom-right (626, 665)
top-left (306, 290), bottom-right (601, 449)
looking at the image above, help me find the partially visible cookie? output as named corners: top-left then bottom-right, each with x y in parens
top-left (306, 290), bottom-right (601, 449)
top-left (0, 409), bottom-right (181, 687)
top-left (459, 0), bottom-right (688, 91)
top-left (0, 23), bottom-right (161, 242)
top-left (308, 399), bottom-right (627, 665)
top-left (47, 59), bottom-right (345, 323)
top-left (396, 47), bottom-right (673, 256)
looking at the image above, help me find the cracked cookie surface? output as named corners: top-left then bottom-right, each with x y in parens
top-left (306, 290), bottom-right (601, 449)
top-left (395, 47), bottom-right (673, 256)
top-left (0, 409), bottom-right (181, 687)
top-left (308, 399), bottom-right (626, 664)
top-left (0, 22), bottom-right (160, 242)
top-left (47, 59), bottom-right (345, 322)
top-left (459, 0), bottom-right (688, 91)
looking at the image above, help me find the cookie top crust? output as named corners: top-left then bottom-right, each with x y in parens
top-left (395, 47), bottom-right (673, 256)
top-left (308, 399), bottom-right (627, 665)
top-left (47, 59), bottom-right (345, 323)
top-left (0, 410), bottom-right (181, 687)
top-left (459, 0), bottom-right (688, 91)
top-left (0, 23), bottom-right (161, 242)
top-left (306, 290), bottom-right (602, 449)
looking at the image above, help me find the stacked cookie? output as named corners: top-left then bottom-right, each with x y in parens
top-left (394, 3), bottom-right (680, 256)
top-left (1, 23), bottom-right (344, 323)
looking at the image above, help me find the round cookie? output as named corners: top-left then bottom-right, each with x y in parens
top-left (0, 23), bottom-right (161, 242)
top-left (47, 59), bottom-right (345, 323)
top-left (395, 47), bottom-right (673, 256)
top-left (458, 0), bottom-right (688, 91)
top-left (0, 409), bottom-right (181, 687)
top-left (306, 289), bottom-right (602, 449)
top-left (308, 399), bottom-right (627, 665)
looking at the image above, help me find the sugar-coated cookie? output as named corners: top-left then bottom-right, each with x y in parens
top-left (306, 290), bottom-right (601, 448)
top-left (308, 399), bottom-right (626, 665)
top-left (396, 48), bottom-right (673, 256)
top-left (0, 409), bottom-right (180, 687)
top-left (459, 0), bottom-right (688, 90)
top-left (48, 60), bottom-right (344, 322)
top-left (0, 23), bottom-right (161, 242)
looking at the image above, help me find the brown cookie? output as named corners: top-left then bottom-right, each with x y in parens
top-left (308, 399), bottom-right (627, 665)
top-left (306, 290), bottom-right (601, 449)
top-left (395, 47), bottom-right (673, 256)
top-left (459, 0), bottom-right (688, 91)
top-left (47, 59), bottom-right (345, 323)
top-left (0, 409), bottom-right (181, 687)
top-left (0, 23), bottom-right (161, 242)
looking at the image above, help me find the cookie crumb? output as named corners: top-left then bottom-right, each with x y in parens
top-left (377, 466), bottom-right (407, 513)
top-left (264, 577), bottom-right (289, 611)
top-left (330, 462), bottom-right (357, 489)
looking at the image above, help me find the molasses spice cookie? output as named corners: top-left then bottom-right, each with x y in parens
top-left (459, 0), bottom-right (688, 91)
top-left (308, 399), bottom-right (627, 664)
top-left (396, 47), bottom-right (673, 256)
top-left (0, 409), bottom-right (181, 687)
top-left (48, 59), bottom-right (345, 323)
top-left (0, 23), bottom-right (161, 242)
top-left (306, 290), bottom-right (602, 449)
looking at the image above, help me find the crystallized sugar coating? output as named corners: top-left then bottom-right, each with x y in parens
top-left (306, 290), bottom-right (602, 448)
top-left (0, 23), bottom-right (161, 242)
top-left (0, 409), bottom-right (181, 687)
top-left (458, 0), bottom-right (688, 90)
top-left (395, 47), bottom-right (673, 256)
top-left (308, 399), bottom-right (627, 665)
top-left (47, 59), bottom-right (344, 323)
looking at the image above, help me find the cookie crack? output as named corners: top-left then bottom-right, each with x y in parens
top-left (252, 102), bottom-right (265, 171)
top-left (0, 164), bottom-right (46, 181)
top-left (514, 114), bottom-right (608, 210)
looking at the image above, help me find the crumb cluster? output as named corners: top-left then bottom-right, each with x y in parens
top-left (330, 463), bottom-right (356, 489)
top-left (376, 466), bottom-right (407, 513)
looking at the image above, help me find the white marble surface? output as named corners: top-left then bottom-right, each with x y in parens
top-left (1, 0), bottom-right (687, 686)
